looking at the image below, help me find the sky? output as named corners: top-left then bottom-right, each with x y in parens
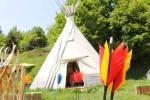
top-left (0, 0), bottom-right (62, 34)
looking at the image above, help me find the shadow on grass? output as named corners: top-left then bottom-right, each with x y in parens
top-left (127, 56), bottom-right (150, 80)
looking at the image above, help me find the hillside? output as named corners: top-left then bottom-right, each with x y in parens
top-left (19, 47), bottom-right (50, 81)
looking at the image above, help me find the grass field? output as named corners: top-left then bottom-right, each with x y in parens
top-left (19, 48), bottom-right (150, 100)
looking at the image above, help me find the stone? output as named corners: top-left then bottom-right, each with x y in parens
top-left (146, 69), bottom-right (150, 80)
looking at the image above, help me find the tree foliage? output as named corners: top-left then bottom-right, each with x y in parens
top-left (0, 33), bottom-right (6, 46)
top-left (20, 26), bottom-right (47, 51)
top-left (6, 27), bottom-right (22, 48)
top-left (0, 27), bottom-right (6, 46)
top-left (0, 26), bottom-right (2, 34)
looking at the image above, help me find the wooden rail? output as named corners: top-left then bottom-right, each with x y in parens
top-left (136, 86), bottom-right (150, 95)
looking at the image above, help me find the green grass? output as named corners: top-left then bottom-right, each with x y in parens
top-left (24, 80), bottom-right (150, 100)
top-left (19, 48), bottom-right (150, 100)
top-left (19, 47), bottom-right (49, 80)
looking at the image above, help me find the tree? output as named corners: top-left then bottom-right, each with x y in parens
top-left (6, 27), bottom-right (22, 48)
top-left (0, 26), bottom-right (2, 34)
top-left (0, 33), bottom-right (6, 46)
top-left (107, 0), bottom-right (150, 59)
top-left (0, 27), bottom-right (6, 46)
top-left (20, 26), bottom-right (47, 51)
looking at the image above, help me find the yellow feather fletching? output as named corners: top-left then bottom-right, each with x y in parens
top-left (100, 41), bottom-right (110, 85)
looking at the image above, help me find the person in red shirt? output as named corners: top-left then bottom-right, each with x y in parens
top-left (73, 69), bottom-right (83, 86)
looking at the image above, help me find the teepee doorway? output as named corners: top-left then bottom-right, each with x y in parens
top-left (66, 62), bottom-right (84, 88)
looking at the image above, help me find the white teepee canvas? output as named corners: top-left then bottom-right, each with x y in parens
top-left (30, 0), bottom-right (100, 89)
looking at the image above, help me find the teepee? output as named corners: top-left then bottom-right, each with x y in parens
top-left (30, 0), bottom-right (100, 89)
